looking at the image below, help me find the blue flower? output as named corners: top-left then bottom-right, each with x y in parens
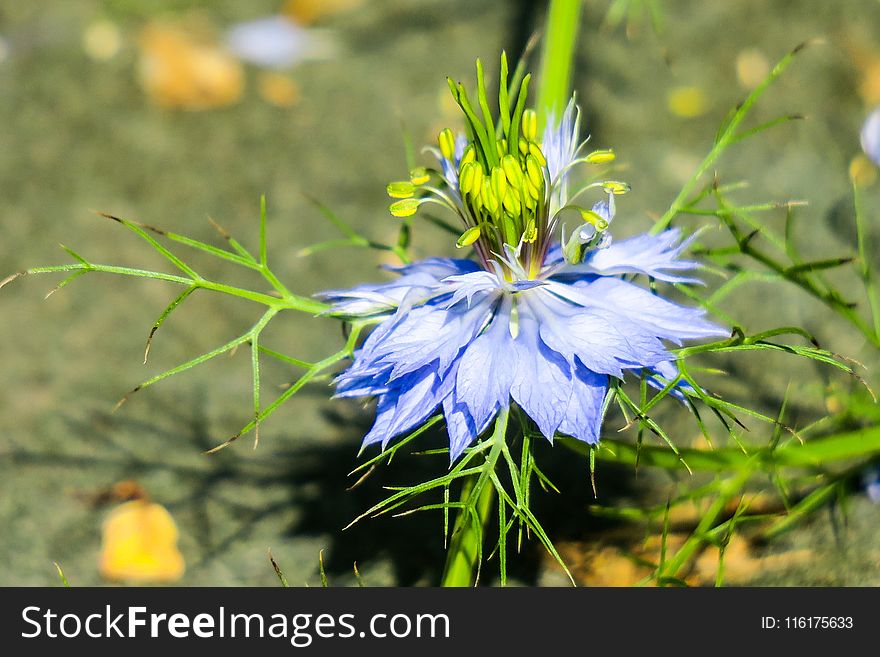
top-left (323, 227), bottom-right (726, 460)
top-left (322, 62), bottom-right (727, 460)
top-left (861, 107), bottom-right (880, 166)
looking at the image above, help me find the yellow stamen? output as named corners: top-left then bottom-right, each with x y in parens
top-left (522, 109), bottom-right (538, 142)
top-left (438, 128), bottom-right (456, 161)
top-left (580, 209), bottom-right (609, 231)
top-left (386, 181), bottom-right (416, 198)
top-left (456, 225), bottom-right (482, 247)
top-left (602, 180), bottom-right (631, 195)
top-left (501, 154), bottom-right (523, 190)
top-left (585, 149), bottom-right (616, 164)
top-left (528, 142), bottom-right (547, 168)
top-left (389, 198), bottom-right (421, 217)
top-left (409, 167), bottom-right (430, 185)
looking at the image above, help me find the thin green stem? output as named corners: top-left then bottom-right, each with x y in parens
top-left (26, 262), bottom-right (327, 314)
top-left (651, 42), bottom-right (810, 235)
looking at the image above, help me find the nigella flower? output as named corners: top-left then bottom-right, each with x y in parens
top-left (321, 57), bottom-right (727, 460)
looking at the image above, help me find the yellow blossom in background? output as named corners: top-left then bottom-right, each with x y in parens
top-left (138, 22), bottom-right (243, 110)
top-left (257, 71), bottom-right (300, 107)
top-left (100, 499), bottom-right (185, 583)
top-left (283, 0), bottom-right (364, 25)
top-left (735, 47), bottom-right (770, 90)
top-left (849, 153), bottom-right (877, 187)
top-left (667, 85), bottom-right (708, 118)
top-left (83, 20), bottom-right (122, 61)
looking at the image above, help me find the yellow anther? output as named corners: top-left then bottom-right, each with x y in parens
top-left (470, 162), bottom-right (484, 198)
top-left (459, 162), bottom-right (476, 195)
top-left (482, 179), bottom-right (499, 214)
top-left (460, 145), bottom-right (476, 167)
top-left (525, 178), bottom-right (541, 202)
top-left (438, 128), bottom-right (456, 161)
top-left (409, 167), bottom-right (430, 185)
top-left (525, 155), bottom-right (544, 190)
top-left (495, 139), bottom-right (508, 159)
top-left (585, 149), bottom-right (616, 164)
top-left (456, 225), bottom-right (482, 248)
top-left (389, 198), bottom-right (421, 217)
top-left (523, 219), bottom-right (537, 243)
top-left (580, 209), bottom-right (609, 231)
top-left (518, 138), bottom-right (529, 157)
top-left (491, 167), bottom-right (508, 202)
top-left (528, 142), bottom-right (547, 168)
top-left (523, 189), bottom-right (536, 210)
top-left (602, 180), bottom-right (631, 195)
top-left (503, 189), bottom-right (521, 215)
top-left (386, 181), bottom-right (416, 198)
top-left (501, 154), bottom-right (524, 190)
top-left (522, 109), bottom-right (538, 142)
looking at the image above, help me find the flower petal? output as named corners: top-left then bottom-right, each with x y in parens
top-left (561, 228), bottom-right (704, 283)
top-left (558, 363), bottom-right (607, 444)
top-left (527, 290), bottom-right (670, 377)
top-left (361, 366), bottom-right (446, 449)
top-left (452, 297), bottom-right (515, 430)
top-left (545, 277), bottom-right (728, 344)
top-left (509, 305), bottom-right (573, 440)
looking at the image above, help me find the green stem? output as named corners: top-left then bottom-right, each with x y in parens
top-left (536, 0), bottom-right (583, 130)
top-left (441, 475), bottom-right (496, 587)
top-left (26, 262), bottom-right (328, 314)
top-left (441, 406), bottom-right (509, 586)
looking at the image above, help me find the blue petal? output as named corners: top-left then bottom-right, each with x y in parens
top-left (545, 278), bottom-right (728, 344)
top-left (319, 257), bottom-right (479, 316)
top-left (452, 297), bottom-right (515, 431)
top-left (509, 306), bottom-right (573, 440)
top-left (361, 366), bottom-right (447, 449)
top-left (442, 396), bottom-right (493, 461)
top-left (526, 290), bottom-right (670, 377)
top-left (558, 363), bottom-right (607, 444)
top-left (861, 108), bottom-right (880, 166)
top-left (366, 296), bottom-right (497, 379)
top-left (561, 228), bottom-right (704, 283)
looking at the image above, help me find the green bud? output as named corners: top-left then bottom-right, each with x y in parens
top-left (456, 225), bottom-right (482, 248)
top-left (387, 181), bottom-right (416, 198)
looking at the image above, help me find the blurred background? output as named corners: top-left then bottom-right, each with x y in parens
top-left (1, 0), bottom-right (880, 586)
